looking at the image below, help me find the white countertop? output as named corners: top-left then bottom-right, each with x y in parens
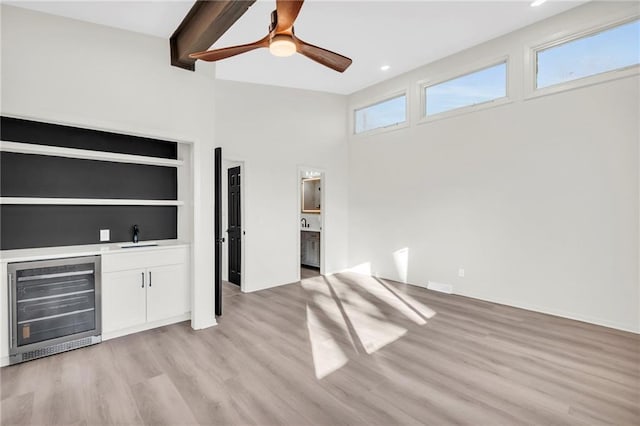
top-left (301, 228), bottom-right (321, 233)
top-left (0, 240), bottom-right (189, 263)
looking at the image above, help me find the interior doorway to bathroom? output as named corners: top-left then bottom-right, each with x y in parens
top-left (298, 167), bottom-right (325, 281)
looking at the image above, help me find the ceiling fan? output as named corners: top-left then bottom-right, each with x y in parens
top-left (189, 0), bottom-right (352, 73)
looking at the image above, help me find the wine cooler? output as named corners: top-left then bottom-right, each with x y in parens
top-left (7, 256), bottom-right (101, 364)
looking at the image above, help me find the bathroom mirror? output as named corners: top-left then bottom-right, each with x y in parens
top-left (302, 178), bottom-right (321, 213)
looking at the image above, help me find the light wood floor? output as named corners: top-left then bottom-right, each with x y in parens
top-left (2, 272), bottom-right (639, 425)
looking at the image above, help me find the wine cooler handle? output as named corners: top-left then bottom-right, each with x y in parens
top-left (141, 272), bottom-right (145, 288)
top-left (8, 274), bottom-right (14, 348)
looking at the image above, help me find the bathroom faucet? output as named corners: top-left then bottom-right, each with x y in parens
top-left (301, 218), bottom-right (308, 228)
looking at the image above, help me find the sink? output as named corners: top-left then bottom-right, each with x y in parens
top-left (119, 242), bottom-right (159, 248)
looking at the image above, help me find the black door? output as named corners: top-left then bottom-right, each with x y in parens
top-left (214, 148), bottom-right (222, 316)
top-left (227, 166), bottom-right (242, 286)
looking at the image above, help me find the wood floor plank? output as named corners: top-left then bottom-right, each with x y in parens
top-left (0, 392), bottom-right (33, 426)
top-left (1, 273), bottom-right (638, 425)
top-left (130, 374), bottom-right (198, 426)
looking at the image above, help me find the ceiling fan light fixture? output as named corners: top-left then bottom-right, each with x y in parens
top-left (269, 35), bottom-right (296, 57)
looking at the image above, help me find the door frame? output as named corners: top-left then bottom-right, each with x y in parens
top-left (222, 158), bottom-right (246, 292)
top-left (297, 166), bottom-right (326, 280)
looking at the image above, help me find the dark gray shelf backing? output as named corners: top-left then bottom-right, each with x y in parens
top-left (0, 205), bottom-right (177, 250)
top-left (1, 152), bottom-right (177, 200)
top-left (1, 116), bottom-right (177, 159)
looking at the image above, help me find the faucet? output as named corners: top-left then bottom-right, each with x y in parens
top-left (301, 218), bottom-right (308, 228)
top-left (133, 224), bottom-right (139, 243)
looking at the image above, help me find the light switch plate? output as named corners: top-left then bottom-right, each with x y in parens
top-left (100, 229), bottom-right (110, 242)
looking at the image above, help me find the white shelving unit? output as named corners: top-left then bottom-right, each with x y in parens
top-left (0, 141), bottom-right (184, 167)
top-left (0, 198), bottom-right (184, 206)
top-left (0, 140), bottom-right (185, 207)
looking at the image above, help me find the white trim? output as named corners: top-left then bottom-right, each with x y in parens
top-left (0, 197), bottom-right (184, 206)
top-left (419, 97), bottom-right (513, 124)
top-left (351, 89), bottom-right (409, 136)
top-left (333, 270), bottom-right (639, 334)
top-left (0, 141), bottom-right (184, 167)
top-left (220, 158), bottom-right (247, 293)
top-left (0, 112), bottom-right (190, 145)
top-left (418, 56), bottom-right (511, 123)
top-left (102, 312), bottom-right (193, 340)
top-left (427, 281), bottom-right (454, 294)
top-left (525, 15), bottom-right (640, 99)
top-left (297, 165), bottom-right (326, 280)
top-left (455, 288), bottom-right (640, 335)
top-left (191, 316), bottom-right (218, 330)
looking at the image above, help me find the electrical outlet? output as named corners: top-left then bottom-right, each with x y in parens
top-left (458, 268), bottom-right (465, 277)
top-left (100, 229), bottom-right (110, 242)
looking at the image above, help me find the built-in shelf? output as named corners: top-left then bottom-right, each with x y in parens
top-left (0, 141), bottom-right (184, 167)
top-left (0, 198), bottom-right (184, 206)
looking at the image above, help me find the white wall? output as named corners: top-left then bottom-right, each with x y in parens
top-left (347, 1), bottom-right (640, 332)
top-left (1, 5), bottom-right (217, 329)
top-left (214, 80), bottom-right (348, 292)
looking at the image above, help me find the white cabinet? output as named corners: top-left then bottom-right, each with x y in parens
top-left (146, 264), bottom-right (189, 323)
top-left (102, 247), bottom-right (189, 337)
top-left (103, 269), bottom-right (147, 332)
top-left (301, 231), bottom-right (320, 268)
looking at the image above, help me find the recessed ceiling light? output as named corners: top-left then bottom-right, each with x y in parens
top-left (380, 65), bottom-right (390, 71)
top-left (530, 0), bottom-right (547, 7)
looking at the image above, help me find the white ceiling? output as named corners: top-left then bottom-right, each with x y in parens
top-left (7, 0), bottom-right (584, 94)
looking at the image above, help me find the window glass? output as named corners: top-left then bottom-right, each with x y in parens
top-left (537, 19), bottom-right (640, 89)
top-left (354, 94), bottom-right (406, 134)
top-left (425, 62), bottom-right (507, 116)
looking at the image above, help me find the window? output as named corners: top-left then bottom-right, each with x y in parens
top-left (354, 94), bottom-right (406, 134)
top-left (536, 19), bottom-right (640, 89)
top-left (423, 62), bottom-right (507, 117)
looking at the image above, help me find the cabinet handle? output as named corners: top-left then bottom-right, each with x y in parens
top-left (141, 272), bottom-right (145, 288)
top-left (149, 271), bottom-right (152, 287)
top-left (8, 274), bottom-right (14, 349)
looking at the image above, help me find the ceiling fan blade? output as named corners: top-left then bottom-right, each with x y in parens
top-left (294, 37), bottom-right (352, 73)
top-left (276, 0), bottom-right (304, 32)
top-left (189, 35), bottom-right (270, 62)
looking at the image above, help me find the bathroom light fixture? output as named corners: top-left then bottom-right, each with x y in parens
top-left (530, 0), bottom-right (547, 7)
top-left (380, 65), bottom-right (390, 71)
top-left (269, 35), bottom-right (296, 57)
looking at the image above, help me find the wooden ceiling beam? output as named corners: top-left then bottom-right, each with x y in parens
top-left (170, 0), bottom-right (256, 71)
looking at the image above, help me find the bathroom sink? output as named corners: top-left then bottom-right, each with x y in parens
top-left (119, 242), bottom-right (159, 248)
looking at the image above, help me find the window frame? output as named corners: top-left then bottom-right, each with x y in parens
top-left (418, 56), bottom-right (511, 124)
top-left (352, 90), bottom-right (409, 136)
top-left (526, 15), bottom-right (640, 99)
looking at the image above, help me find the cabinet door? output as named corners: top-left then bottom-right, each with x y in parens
top-left (309, 233), bottom-right (320, 267)
top-left (102, 269), bottom-right (147, 333)
top-left (301, 232), bottom-right (308, 265)
top-left (146, 264), bottom-right (189, 323)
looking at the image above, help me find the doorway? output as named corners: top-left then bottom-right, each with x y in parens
top-left (222, 160), bottom-right (245, 292)
top-left (227, 166), bottom-right (241, 286)
top-left (298, 167), bottom-right (325, 281)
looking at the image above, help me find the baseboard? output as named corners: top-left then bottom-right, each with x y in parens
top-left (191, 316), bottom-right (218, 330)
top-left (426, 281), bottom-right (454, 294)
top-left (333, 270), bottom-right (639, 334)
top-left (103, 312), bottom-right (192, 341)
top-left (456, 289), bottom-right (640, 334)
